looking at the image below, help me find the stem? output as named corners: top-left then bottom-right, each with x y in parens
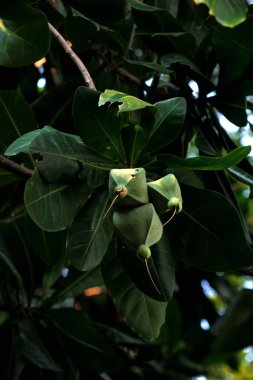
top-left (117, 67), bottom-right (142, 85)
top-left (0, 155), bottom-right (33, 177)
top-left (145, 259), bottom-right (161, 295)
top-left (48, 22), bottom-right (96, 90)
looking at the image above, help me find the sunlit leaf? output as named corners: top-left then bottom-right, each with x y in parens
top-left (4, 127), bottom-right (54, 156)
top-left (194, 0), bottom-right (247, 28)
top-left (157, 146), bottom-right (251, 170)
top-left (99, 89), bottom-right (152, 113)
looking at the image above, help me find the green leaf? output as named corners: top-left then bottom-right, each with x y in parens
top-left (98, 89), bottom-right (152, 113)
top-left (46, 308), bottom-right (122, 372)
top-left (17, 318), bottom-right (61, 371)
top-left (117, 233), bottom-right (175, 302)
top-left (160, 53), bottom-right (204, 77)
top-left (125, 59), bottom-right (173, 75)
top-left (157, 146), bottom-right (251, 170)
top-left (113, 203), bottom-right (163, 250)
top-left (0, 167), bottom-right (19, 187)
top-left (24, 169), bottom-right (91, 232)
top-left (169, 185), bottom-right (253, 271)
top-left (65, 7), bottom-right (126, 53)
top-left (102, 247), bottom-right (167, 341)
top-left (0, 0), bottom-right (50, 67)
top-left (67, 190), bottom-right (114, 271)
top-left (194, 0), bottom-right (247, 28)
top-left (25, 216), bottom-right (65, 266)
top-left (145, 97), bottom-right (187, 152)
top-left (4, 126), bottom-right (54, 156)
top-left (73, 87), bottom-right (126, 162)
top-left (151, 32), bottom-right (196, 59)
top-left (44, 265), bottom-right (103, 307)
top-left (128, 0), bottom-right (182, 33)
top-left (46, 308), bottom-right (106, 353)
top-left (30, 128), bottom-right (111, 184)
top-left (0, 89), bottom-right (36, 151)
top-left (65, 7), bottom-right (99, 53)
top-left (212, 19), bottom-right (253, 84)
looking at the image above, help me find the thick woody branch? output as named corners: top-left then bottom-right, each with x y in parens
top-left (0, 155), bottom-right (33, 177)
top-left (48, 22), bottom-right (96, 90)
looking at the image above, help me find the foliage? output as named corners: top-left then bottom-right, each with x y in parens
top-left (0, 0), bottom-right (253, 379)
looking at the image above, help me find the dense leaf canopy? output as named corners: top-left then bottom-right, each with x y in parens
top-left (0, 1), bottom-right (253, 379)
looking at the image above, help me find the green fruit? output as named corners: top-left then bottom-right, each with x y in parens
top-left (137, 244), bottom-right (151, 259)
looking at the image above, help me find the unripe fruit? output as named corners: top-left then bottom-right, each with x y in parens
top-left (137, 244), bottom-right (151, 260)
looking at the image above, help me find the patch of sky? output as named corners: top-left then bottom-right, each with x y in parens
top-left (200, 319), bottom-right (210, 331)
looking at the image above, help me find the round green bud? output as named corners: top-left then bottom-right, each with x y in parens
top-left (137, 244), bottom-right (151, 260)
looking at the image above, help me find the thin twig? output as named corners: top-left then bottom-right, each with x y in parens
top-left (48, 22), bottom-right (96, 90)
top-left (0, 155), bottom-right (33, 177)
top-left (117, 67), bottom-right (142, 85)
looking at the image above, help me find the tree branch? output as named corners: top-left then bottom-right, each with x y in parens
top-left (116, 67), bottom-right (142, 85)
top-left (0, 155), bottom-right (33, 177)
top-left (48, 22), bottom-right (96, 90)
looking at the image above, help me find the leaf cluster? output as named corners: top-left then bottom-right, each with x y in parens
top-left (0, 0), bottom-right (253, 379)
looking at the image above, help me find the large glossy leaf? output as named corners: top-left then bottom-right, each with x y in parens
top-left (67, 190), bottom-right (114, 271)
top-left (30, 127), bottom-right (110, 185)
top-left (4, 126), bottom-right (54, 156)
top-left (46, 309), bottom-right (105, 353)
top-left (157, 146), bottom-right (251, 170)
top-left (212, 19), bottom-right (253, 84)
top-left (0, 0), bottom-right (50, 67)
top-left (66, 7), bottom-right (126, 53)
top-left (44, 265), bottom-right (103, 307)
top-left (151, 32), bottom-right (196, 59)
top-left (73, 87), bottom-right (126, 162)
top-left (46, 308), bottom-right (123, 372)
top-left (65, 7), bottom-right (99, 53)
top-left (117, 233), bottom-right (175, 302)
top-left (25, 216), bottom-right (65, 266)
top-left (128, 0), bottom-right (182, 33)
top-left (145, 97), bottom-right (187, 152)
top-left (168, 185), bottom-right (253, 271)
top-left (194, 0), bottom-right (247, 28)
top-left (102, 247), bottom-right (167, 341)
top-left (99, 89), bottom-right (152, 113)
top-left (17, 318), bottom-right (61, 371)
top-left (0, 89), bottom-right (36, 151)
top-left (24, 169), bottom-right (91, 231)
top-left (160, 53), bottom-right (204, 77)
